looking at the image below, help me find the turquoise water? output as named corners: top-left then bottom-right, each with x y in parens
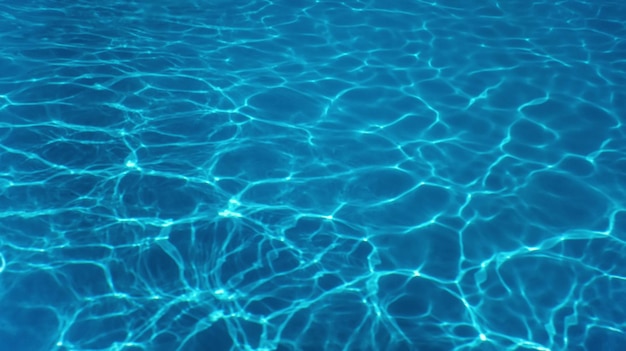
top-left (1, 1), bottom-right (625, 350)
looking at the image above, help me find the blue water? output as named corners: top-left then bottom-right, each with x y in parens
top-left (1, 1), bottom-right (625, 350)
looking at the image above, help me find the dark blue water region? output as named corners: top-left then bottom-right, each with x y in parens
top-left (1, 0), bottom-right (625, 350)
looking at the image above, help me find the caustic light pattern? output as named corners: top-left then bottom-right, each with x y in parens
top-left (0, 1), bottom-right (625, 351)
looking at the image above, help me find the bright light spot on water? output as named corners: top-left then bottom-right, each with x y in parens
top-left (413, 270), bottom-right (421, 277)
top-left (209, 310), bottom-right (223, 321)
top-left (215, 289), bottom-right (225, 295)
top-left (321, 214), bottom-right (333, 220)
top-left (219, 210), bottom-right (242, 218)
top-left (229, 198), bottom-right (240, 206)
top-left (479, 333), bottom-right (487, 341)
top-left (125, 159), bottom-right (137, 168)
top-left (0, 253), bottom-right (5, 273)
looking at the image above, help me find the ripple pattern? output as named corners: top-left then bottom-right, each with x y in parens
top-left (1, 1), bottom-right (626, 351)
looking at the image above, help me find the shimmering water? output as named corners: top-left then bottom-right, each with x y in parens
top-left (1, 1), bottom-right (625, 350)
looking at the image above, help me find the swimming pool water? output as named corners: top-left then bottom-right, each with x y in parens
top-left (1, 1), bottom-right (625, 350)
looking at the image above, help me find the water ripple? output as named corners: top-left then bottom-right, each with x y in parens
top-left (1, 1), bottom-right (625, 351)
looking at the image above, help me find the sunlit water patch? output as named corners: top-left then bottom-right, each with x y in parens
top-left (1, 1), bottom-right (625, 350)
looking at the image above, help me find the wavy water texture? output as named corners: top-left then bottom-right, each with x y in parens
top-left (1, 0), bottom-right (625, 350)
